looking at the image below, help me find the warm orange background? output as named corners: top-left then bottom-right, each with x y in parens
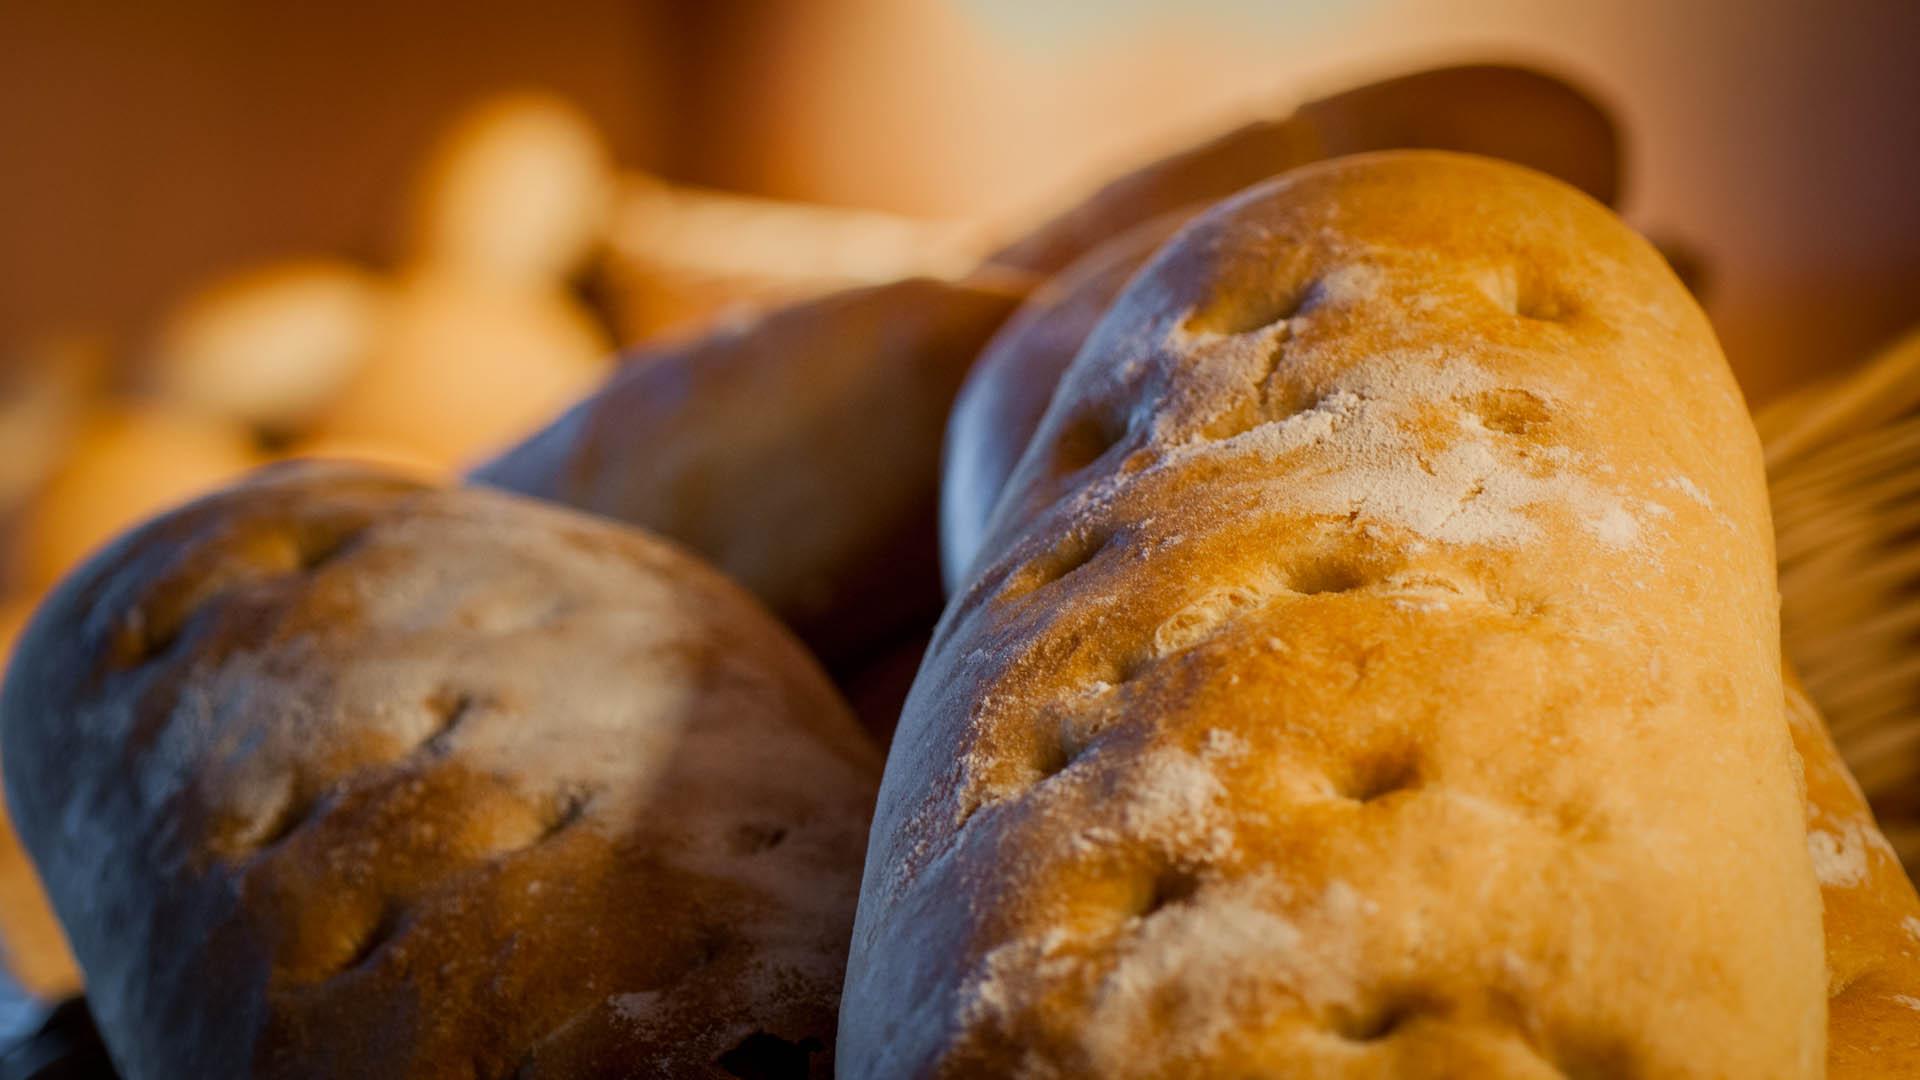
top-left (4, 0), bottom-right (1918, 402)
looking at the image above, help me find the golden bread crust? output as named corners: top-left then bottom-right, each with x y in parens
top-left (847, 152), bottom-right (1824, 1077)
top-left (947, 188), bottom-right (1920, 1077)
top-left (3, 462), bottom-right (878, 1078)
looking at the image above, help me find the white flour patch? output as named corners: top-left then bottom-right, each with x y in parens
top-left (1808, 824), bottom-right (1871, 888)
top-left (1173, 358), bottom-right (1648, 552)
top-left (1119, 746), bottom-right (1236, 860)
top-left (956, 929), bottom-right (1074, 1032)
top-left (1321, 879), bottom-right (1379, 921)
top-left (1080, 877), bottom-right (1310, 1069)
top-left (1203, 728), bottom-right (1248, 758)
top-left (1661, 474), bottom-right (1714, 509)
top-left (1313, 263), bottom-right (1385, 307)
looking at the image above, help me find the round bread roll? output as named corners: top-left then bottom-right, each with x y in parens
top-left (473, 276), bottom-right (1024, 673)
top-left (845, 154), bottom-right (1826, 1076)
top-left (408, 91), bottom-right (614, 287)
top-left (312, 270), bottom-right (611, 467)
top-left (1, 462), bottom-right (879, 1078)
top-left (154, 260), bottom-right (388, 433)
top-left (13, 403), bottom-right (261, 590)
top-left (987, 64), bottom-right (1619, 277)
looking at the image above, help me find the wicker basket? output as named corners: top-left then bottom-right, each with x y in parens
top-left (1763, 327), bottom-right (1920, 869)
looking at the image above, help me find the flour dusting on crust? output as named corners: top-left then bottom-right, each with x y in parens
top-left (1809, 823), bottom-right (1873, 888)
top-left (1169, 357), bottom-right (1652, 552)
top-left (1116, 740), bottom-right (1241, 861)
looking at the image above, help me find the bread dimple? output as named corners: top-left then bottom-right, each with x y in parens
top-left (845, 152), bottom-right (1825, 1077)
top-left (3, 461), bottom-right (878, 1079)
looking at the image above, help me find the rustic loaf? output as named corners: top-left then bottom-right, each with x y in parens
top-left (845, 152), bottom-right (1826, 1077)
top-left (472, 276), bottom-right (1024, 674)
top-left (2, 462), bottom-right (879, 1078)
top-left (943, 184), bottom-right (1920, 1076)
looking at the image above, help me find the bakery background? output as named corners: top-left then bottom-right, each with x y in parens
top-left (1, 0), bottom-right (1917, 1070)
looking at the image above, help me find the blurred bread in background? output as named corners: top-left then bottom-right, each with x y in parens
top-left (599, 175), bottom-right (981, 340)
top-left (311, 269), bottom-right (611, 466)
top-left (153, 260), bottom-right (388, 435)
top-left (155, 92), bottom-right (624, 471)
top-left (12, 405), bottom-right (260, 592)
top-left (0, 338), bottom-right (109, 547)
top-left (406, 90), bottom-right (614, 288)
top-left (1, 86), bottom-right (626, 620)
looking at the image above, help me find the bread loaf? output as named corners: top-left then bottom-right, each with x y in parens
top-left (405, 91), bottom-right (614, 288)
top-left (154, 260), bottom-right (388, 435)
top-left (943, 176), bottom-right (1920, 1076)
top-left (947, 190), bottom-right (1920, 1077)
top-left (473, 277), bottom-right (1024, 672)
top-left (845, 152), bottom-right (1825, 1076)
top-left (14, 404), bottom-right (262, 590)
top-left (310, 270), bottom-right (611, 468)
top-left (2, 462), bottom-right (879, 1078)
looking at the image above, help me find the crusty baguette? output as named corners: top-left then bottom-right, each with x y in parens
top-left (846, 153), bottom-right (1825, 1076)
top-left (943, 187), bottom-right (1920, 1076)
top-left (472, 277), bottom-right (1024, 674)
top-left (986, 64), bottom-right (1618, 277)
top-left (1, 462), bottom-right (879, 1078)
